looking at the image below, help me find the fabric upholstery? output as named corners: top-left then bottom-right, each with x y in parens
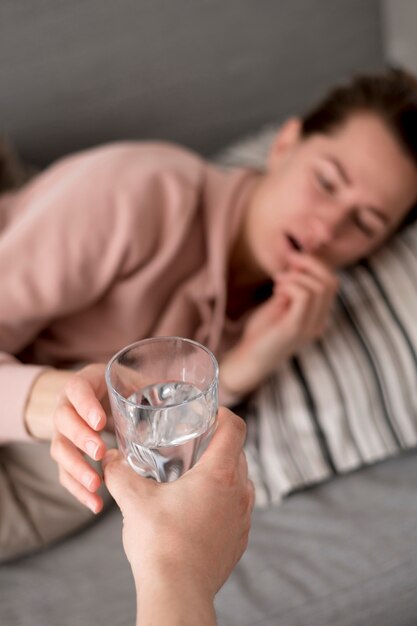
top-left (2, 452), bottom-right (417, 625)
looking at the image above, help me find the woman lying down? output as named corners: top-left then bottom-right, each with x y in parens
top-left (0, 67), bottom-right (417, 562)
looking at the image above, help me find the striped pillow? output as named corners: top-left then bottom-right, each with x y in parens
top-left (215, 129), bottom-right (417, 506)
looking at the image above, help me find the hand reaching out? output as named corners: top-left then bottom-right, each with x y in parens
top-left (103, 407), bottom-right (254, 625)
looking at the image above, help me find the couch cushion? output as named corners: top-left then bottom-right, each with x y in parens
top-left (2, 451), bottom-right (417, 626)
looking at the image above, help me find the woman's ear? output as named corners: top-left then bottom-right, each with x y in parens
top-left (267, 117), bottom-right (302, 168)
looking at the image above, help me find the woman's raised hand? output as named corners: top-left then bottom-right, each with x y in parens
top-left (220, 252), bottom-right (338, 398)
top-left (270, 251), bottom-right (338, 346)
top-left (50, 363), bottom-right (110, 513)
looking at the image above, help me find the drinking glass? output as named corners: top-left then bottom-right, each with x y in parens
top-left (105, 336), bottom-right (219, 482)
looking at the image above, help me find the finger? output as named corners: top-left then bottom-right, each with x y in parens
top-left (280, 271), bottom-right (330, 327)
top-left (278, 281), bottom-right (311, 325)
top-left (270, 291), bottom-right (290, 317)
top-left (196, 407), bottom-right (247, 469)
top-left (64, 365), bottom-right (108, 430)
top-left (244, 293), bottom-right (289, 338)
top-left (288, 253), bottom-right (339, 289)
top-left (279, 270), bottom-right (327, 294)
top-left (54, 402), bottom-right (106, 461)
top-left (59, 468), bottom-right (103, 514)
top-left (103, 449), bottom-right (152, 510)
top-left (279, 267), bottom-right (337, 297)
top-left (283, 282), bottom-right (330, 340)
top-left (280, 272), bottom-right (335, 336)
top-left (50, 434), bottom-right (102, 492)
top-left (308, 279), bottom-right (336, 335)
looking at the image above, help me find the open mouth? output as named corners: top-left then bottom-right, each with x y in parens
top-left (286, 233), bottom-right (303, 252)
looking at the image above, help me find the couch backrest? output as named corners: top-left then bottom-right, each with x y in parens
top-left (0, 0), bottom-right (384, 166)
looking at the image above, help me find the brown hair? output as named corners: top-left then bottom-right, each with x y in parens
top-left (301, 67), bottom-right (417, 229)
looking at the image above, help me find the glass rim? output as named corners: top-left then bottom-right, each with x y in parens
top-left (105, 336), bottom-right (219, 411)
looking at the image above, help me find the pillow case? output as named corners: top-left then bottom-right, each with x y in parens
top-left (215, 128), bottom-right (417, 506)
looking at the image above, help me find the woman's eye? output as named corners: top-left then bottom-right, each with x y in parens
top-left (316, 172), bottom-right (336, 194)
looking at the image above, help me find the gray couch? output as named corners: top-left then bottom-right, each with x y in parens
top-left (2, 2), bottom-right (417, 624)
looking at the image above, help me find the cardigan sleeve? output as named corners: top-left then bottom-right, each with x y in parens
top-left (0, 142), bottom-right (203, 442)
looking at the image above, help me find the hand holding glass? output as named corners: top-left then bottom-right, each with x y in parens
top-left (105, 337), bottom-right (218, 482)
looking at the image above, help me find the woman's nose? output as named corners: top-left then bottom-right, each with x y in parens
top-left (307, 210), bottom-right (345, 251)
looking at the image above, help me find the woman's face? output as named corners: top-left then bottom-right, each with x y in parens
top-left (243, 113), bottom-right (417, 280)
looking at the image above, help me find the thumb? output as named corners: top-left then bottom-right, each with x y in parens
top-left (102, 447), bottom-right (122, 470)
top-left (80, 363), bottom-right (108, 401)
top-left (102, 449), bottom-right (149, 510)
top-left (195, 407), bottom-right (246, 470)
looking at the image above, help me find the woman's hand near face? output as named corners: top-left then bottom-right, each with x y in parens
top-left (220, 252), bottom-right (338, 399)
top-left (272, 251), bottom-right (339, 346)
top-left (50, 363), bottom-right (110, 514)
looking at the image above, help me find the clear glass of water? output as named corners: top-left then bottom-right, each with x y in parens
top-left (105, 336), bottom-right (219, 482)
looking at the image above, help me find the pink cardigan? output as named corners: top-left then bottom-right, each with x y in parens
top-left (0, 142), bottom-right (257, 442)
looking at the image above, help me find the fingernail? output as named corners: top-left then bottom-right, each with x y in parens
top-left (89, 410), bottom-right (102, 430)
top-left (86, 440), bottom-right (100, 460)
top-left (82, 471), bottom-right (95, 491)
top-left (87, 498), bottom-right (99, 514)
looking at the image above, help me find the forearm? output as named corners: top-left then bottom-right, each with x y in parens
top-left (220, 343), bottom-right (276, 401)
top-left (25, 369), bottom-right (73, 440)
top-left (131, 555), bottom-right (217, 626)
top-left (220, 347), bottom-right (257, 401)
top-left (220, 327), bottom-right (298, 401)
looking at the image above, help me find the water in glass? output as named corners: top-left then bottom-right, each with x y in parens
top-left (116, 381), bottom-right (215, 481)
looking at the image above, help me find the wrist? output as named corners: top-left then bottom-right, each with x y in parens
top-left (25, 369), bottom-right (73, 440)
top-left (220, 344), bottom-right (267, 399)
top-left (136, 569), bottom-right (216, 626)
